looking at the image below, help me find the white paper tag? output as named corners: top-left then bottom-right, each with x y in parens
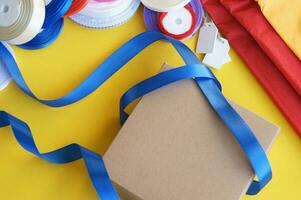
top-left (223, 53), bottom-right (232, 65)
top-left (202, 37), bottom-right (230, 69)
top-left (196, 22), bottom-right (218, 54)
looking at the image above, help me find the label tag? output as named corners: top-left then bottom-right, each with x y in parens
top-left (196, 22), bottom-right (218, 54)
top-left (203, 37), bottom-right (230, 69)
top-left (223, 53), bottom-right (232, 65)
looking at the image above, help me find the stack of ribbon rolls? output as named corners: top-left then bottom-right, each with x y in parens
top-left (142, 0), bottom-right (204, 41)
top-left (0, 0), bottom-right (275, 199)
top-left (70, 0), bottom-right (141, 29)
top-left (0, 0), bottom-right (140, 50)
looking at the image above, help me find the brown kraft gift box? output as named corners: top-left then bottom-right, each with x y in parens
top-left (104, 64), bottom-right (280, 200)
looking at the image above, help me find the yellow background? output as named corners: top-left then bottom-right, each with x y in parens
top-left (0, 8), bottom-right (300, 200)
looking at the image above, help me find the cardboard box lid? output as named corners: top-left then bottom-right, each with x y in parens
top-left (104, 64), bottom-right (280, 200)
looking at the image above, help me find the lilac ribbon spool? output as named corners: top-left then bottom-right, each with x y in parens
top-left (143, 0), bottom-right (204, 40)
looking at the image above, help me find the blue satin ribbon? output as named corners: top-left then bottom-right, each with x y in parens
top-left (18, 19), bottom-right (64, 50)
top-left (0, 32), bottom-right (218, 107)
top-left (17, 0), bottom-right (71, 50)
top-left (0, 31), bottom-right (272, 197)
top-left (0, 111), bottom-right (120, 200)
top-left (43, 0), bottom-right (73, 28)
top-left (120, 64), bottom-right (219, 124)
top-left (122, 65), bottom-right (272, 195)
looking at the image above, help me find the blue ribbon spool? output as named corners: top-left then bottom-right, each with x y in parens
top-left (18, 19), bottom-right (64, 50)
top-left (16, 0), bottom-right (71, 50)
top-left (43, 0), bottom-right (73, 28)
top-left (0, 31), bottom-right (272, 198)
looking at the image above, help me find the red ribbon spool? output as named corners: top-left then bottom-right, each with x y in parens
top-left (158, 5), bottom-right (197, 40)
top-left (64, 0), bottom-right (89, 17)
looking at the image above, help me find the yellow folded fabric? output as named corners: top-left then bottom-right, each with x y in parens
top-left (256, 0), bottom-right (301, 59)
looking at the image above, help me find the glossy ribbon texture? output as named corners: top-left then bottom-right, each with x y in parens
top-left (17, 0), bottom-right (72, 50)
top-left (144, 0), bottom-right (203, 41)
top-left (0, 111), bottom-right (120, 200)
top-left (0, 31), bottom-right (272, 197)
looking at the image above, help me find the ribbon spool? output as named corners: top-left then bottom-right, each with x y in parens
top-left (0, 0), bottom-right (45, 45)
top-left (44, 0), bottom-right (52, 5)
top-left (144, 0), bottom-right (203, 41)
top-left (44, 0), bottom-right (88, 17)
top-left (141, 0), bottom-right (190, 12)
top-left (158, 5), bottom-right (196, 40)
top-left (64, 0), bottom-right (89, 17)
top-left (69, 0), bottom-right (140, 29)
top-left (43, 0), bottom-right (72, 28)
top-left (17, 0), bottom-right (83, 50)
top-left (18, 19), bottom-right (64, 50)
top-left (0, 42), bottom-right (13, 90)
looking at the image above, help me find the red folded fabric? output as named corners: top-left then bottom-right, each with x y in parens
top-left (221, 0), bottom-right (301, 97)
top-left (201, 0), bottom-right (301, 136)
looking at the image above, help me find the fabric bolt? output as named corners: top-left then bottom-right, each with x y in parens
top-left (220, 0), bottom-right (301, 97)
top-left (201, 0), bottom-right (301, 137)
top-left (256, 0), bottom-right (301, 60)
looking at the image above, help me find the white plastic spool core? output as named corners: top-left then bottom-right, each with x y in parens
top-left (161, 7), bottom-right (193, 35)
top-left (0, 0), bottom-right (21, 27)
top-left (141, 0), bottom-right (190, 12)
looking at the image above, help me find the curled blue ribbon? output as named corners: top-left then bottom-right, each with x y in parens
top-left (0, 31), bottom-right (272, 197)
top-left (0, 111), bottom-right (120, 200)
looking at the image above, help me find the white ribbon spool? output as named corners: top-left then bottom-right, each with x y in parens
top-left (70, 0), bottom-right (140, 29)
top-left (161, 7), bottom-right (193, 35)
top-left (44, 0), bottom-right (52, 6)
top-left (0, 0), bottom-right (45, 45)
top-left (141, 0), bottom-right (190, 12)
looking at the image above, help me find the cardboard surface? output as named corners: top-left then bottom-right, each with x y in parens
top-left (104, 64), bottom-right (280, 200)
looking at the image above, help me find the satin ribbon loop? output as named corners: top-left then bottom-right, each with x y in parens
top-left (0, 31), bottom-right (219, 107)
top-left (0, 111), bottom-right (120, 200)
top-left (0, 31), bottom-right (272, 197)
top-left (120, 63), bottom-right (217, 124)
top-left (15, 0), bottom-right (72, 50)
